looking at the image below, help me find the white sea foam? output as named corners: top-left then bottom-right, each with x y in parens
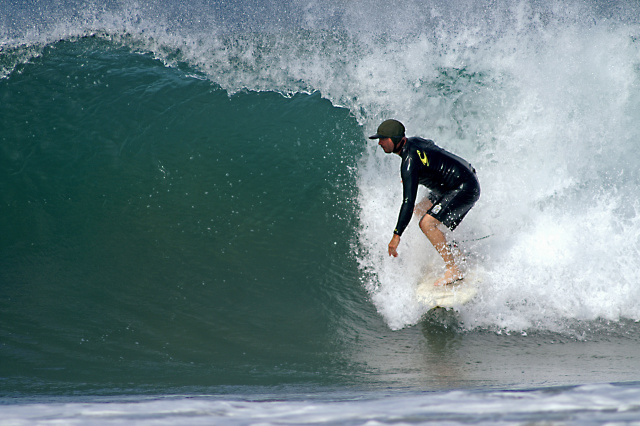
top-left (353, 5), bottom-right (640, 331)
top-left (3, 383), bottom-right (640, 425)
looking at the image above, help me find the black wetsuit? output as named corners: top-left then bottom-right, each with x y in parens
top-left (394, 137), bottom-right (480, 236)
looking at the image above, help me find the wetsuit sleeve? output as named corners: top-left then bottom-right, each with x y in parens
top-left (394, 155), bottom-right (419, 236)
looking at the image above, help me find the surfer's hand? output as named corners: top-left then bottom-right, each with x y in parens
top-left (388, 234), bottom-right (400, 257)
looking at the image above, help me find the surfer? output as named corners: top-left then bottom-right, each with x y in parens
top-left (370, 119), bottom-right (480, 286)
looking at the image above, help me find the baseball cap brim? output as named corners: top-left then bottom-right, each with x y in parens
top-left (368, 119), bottom-right (405, 140)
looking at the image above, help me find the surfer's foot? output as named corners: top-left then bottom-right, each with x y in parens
top-left (433, 267), bottom-right (464, 286)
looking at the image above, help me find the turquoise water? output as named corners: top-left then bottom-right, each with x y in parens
top-left (1, 39), bottom-right (366, 391)
top-left (2, 0), bottom-right (640, 423)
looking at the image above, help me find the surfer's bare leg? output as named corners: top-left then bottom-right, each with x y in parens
top-left (419, 213), bottom-right (463, 286)
top-left (413, 197), bottom-right (432, 217)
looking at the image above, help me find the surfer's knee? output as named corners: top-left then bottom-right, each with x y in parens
top-left (419, 214), bottom-right (439, 233)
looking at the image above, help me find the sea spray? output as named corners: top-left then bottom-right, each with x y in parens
top-left (354, 4), bottom-right (640, 331)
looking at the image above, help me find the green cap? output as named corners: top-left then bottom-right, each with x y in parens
top-left (369, 119), bottom-right (405, 139)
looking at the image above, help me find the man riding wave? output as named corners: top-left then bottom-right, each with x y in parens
top-left (369, 119), bottom-right (480, 286)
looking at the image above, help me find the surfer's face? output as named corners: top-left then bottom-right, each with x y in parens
top-left (378, 137), bottom-right (395, 153)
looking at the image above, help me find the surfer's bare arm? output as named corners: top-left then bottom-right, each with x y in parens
top-left (388, 234), bottom-right (400, 257)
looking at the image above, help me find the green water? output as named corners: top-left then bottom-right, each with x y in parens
top-left (1, 39), bottom-right (369, 392)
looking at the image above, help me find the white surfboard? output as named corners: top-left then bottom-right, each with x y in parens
top-left (415, 272), bottom-right (479, 309)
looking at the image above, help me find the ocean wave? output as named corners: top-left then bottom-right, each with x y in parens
top-left (2, 0), bottom-right (640, 336)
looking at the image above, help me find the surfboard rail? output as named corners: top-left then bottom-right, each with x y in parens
top-left (415, 273), bottom-right (479, 309)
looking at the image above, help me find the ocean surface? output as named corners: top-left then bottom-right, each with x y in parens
top-left (2, 0), bottom-right (640, 424)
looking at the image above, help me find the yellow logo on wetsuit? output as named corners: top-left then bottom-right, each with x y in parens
top-left (417, 150), bottom-right (429, 166)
